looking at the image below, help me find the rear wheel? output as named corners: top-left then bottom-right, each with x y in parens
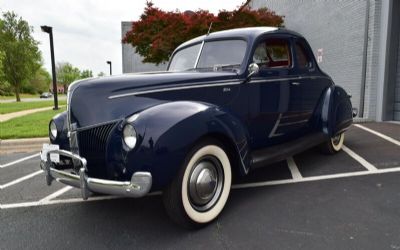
top-left (320, 132), bottom-right (344, 154)
top-left (163, 139), bottom-right (232, 228)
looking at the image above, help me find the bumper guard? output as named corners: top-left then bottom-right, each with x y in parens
top-left (40, 149), bottom-right (152, 200)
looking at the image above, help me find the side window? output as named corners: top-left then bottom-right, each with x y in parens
top-left (253, 38), bottom-right (291, 69)
top-left (295, 41), bottom-right (312, 69)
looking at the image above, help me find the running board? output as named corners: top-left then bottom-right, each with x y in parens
top-left (250, 133), bottom-right (327, 170)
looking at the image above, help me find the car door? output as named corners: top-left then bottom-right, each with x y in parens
top-left (291, 38), bottom-right (331, 131)
top-left (245, 36), bottom-right (302, 149)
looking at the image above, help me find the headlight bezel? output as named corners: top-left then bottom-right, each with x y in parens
top-left (123, 123), bottom-right (137, 150)
top-left (49, 120), bottom-right (58, 140)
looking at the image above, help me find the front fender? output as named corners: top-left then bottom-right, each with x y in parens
top-left (107, 101), bottom-right (250, 190)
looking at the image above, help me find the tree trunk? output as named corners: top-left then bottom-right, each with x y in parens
top-left (15, 83), bottom-right (21, 102)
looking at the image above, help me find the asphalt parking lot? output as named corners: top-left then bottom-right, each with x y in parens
top-left (1, 122), bottom-right (400, 249)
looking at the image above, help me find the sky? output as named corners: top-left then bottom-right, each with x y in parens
top-left (1, 0), bottom-right (245, 76)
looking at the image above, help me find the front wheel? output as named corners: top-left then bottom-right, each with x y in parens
top-left (319, 132), bottom-right (345, 154)
top-left (163, 139), bottom-right (232, 228)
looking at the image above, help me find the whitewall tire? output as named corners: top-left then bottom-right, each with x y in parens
top-left (163, 139), bottom-right (232, 228)
top-left (320, 132), bottom-right (345, 154)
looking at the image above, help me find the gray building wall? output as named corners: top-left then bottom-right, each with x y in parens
top-left (250, 0), bottom-right (382, 120)
top-left (395, 28), bottom-right (400, 120)
top-left (121, 22), bottom-right (166, 73)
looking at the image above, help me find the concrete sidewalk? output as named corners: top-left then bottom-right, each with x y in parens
top-left (0, 137), bottom-right (49, 155)
top-left (0, 106), bottom-right (64, 122)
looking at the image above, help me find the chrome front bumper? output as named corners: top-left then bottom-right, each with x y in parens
top-left (40, 149), bottom-right (152, 200)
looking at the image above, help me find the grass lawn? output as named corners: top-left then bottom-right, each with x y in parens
top-left (0, 107), bottom-right (66, 139)
top-left (0, 93), bottom-right (39, 100)
top-left (0, 100), bottom-right (66, 114)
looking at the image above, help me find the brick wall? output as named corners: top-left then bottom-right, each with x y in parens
top-left (250, 0), bottom-right (381, 120)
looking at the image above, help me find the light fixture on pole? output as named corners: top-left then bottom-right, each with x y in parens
top-left (106, 61), bottom-right (112, 75)
top-left (41, 25), bottom-right (58, 110)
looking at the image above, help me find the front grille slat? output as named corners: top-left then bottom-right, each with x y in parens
top-left (77, 122), bottom-right (116, 178)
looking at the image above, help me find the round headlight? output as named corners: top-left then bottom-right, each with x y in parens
top-left (49, 120), bottom-right (58, 139)
top-left (123, 124), bottom-right (137, 149)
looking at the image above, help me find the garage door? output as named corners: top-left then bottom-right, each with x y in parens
top-left (395, 34), bottom-right (400, 121)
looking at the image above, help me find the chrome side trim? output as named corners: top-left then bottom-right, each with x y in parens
top-left (108, 80), bottom-right (242, 99)
top-left (279, 119), bottom-right (309, 127)
top-left (269, 113), bottom-right (284, 138)
top-left (249, 75), bottom-right (330, 84)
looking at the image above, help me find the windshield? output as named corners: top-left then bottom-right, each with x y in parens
top-left (168, 40), bottom-right (247, 72)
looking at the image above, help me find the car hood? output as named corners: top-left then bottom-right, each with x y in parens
top-left (69, 71), bottom-right (238, 128)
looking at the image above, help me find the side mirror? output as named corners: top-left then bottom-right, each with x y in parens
top-left (247, 63), bottom-right (259, 79)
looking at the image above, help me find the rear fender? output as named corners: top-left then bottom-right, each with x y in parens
top-left (321, 86), bottom-right (353, 136)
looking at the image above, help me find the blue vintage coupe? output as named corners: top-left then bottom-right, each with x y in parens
top-left (40, 27), bottom-right (355, 228)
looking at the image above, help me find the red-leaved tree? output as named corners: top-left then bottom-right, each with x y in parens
top-left (123, 1), bottom-right (284, 64)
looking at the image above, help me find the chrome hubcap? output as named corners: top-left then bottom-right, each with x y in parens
top-left (332, 134), bottom-right (342, 145)
top-left (188, 156), bottom-right (224, 211)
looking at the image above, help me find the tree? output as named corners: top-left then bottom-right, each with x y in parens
top-left (56, 62), bottom-right (81, 91)
top-left (29, 67), bottom-right (51, 94)
top-left (0, 11), bottom-right (42, 101)
top-left (56, 63), bottom-right (94, 91)
top-left (80, 69), bottom-right (93, 79)
top-left (123, 1), bottom-right (284, 64)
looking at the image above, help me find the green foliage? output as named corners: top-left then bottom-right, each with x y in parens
top-left (56, 62), bottom-right (93, 88)
top-left (0, 100), bottom-right (66, 114)
top-left (56, 62), bottom-right (81, 86)
top-left (0, 11), bottom-right (42, 101)
top-left (80, 69), bottom-right (93, 79)
top-left (0, 107), bottom-right (66, 139)
top-left (123, 1), bottom-right (285, 64)
top-left (22, 67), bottom-right (51, 94)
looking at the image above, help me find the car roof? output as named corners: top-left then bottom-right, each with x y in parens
top-left (175, 27), bottom-right (303, 51)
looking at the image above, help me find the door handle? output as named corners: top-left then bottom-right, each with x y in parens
top-left (291, 82), bottom-right (301, 86)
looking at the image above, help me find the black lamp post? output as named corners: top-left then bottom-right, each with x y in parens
top-left (106, 61), bottom-right (112, 75)
top-left (41, 25), bottom-right (58, 110)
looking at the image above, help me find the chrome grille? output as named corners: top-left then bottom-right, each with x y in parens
top-left (69, 131), bottom-right (81, 171)
top-left (77, 122), bottom-right (117, 178)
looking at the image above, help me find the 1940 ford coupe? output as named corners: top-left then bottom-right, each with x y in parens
top-left (40, 27), bottom-right (355, 228)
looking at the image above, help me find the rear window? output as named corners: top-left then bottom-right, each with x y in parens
top-left (253, 38), bottom-right (291, 68)
top-left (295, 42), bottom-right (312, 69)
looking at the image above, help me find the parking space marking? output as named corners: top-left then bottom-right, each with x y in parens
top-left (232, 166), bottom-right (400, 189)
top-left (0, 153), bottom-right (39, 168)
top-left (287, 157), bottom-right (303, 180)
top-left (39, 186), bottom-right (73, 203)
top-left (2, 166), bottom-right (400, 210)
top-left (0, 170), bottom-right (43, 189)
top-left (342, 145), bottom-right (378, 171)
top-left (354, 124), bottom-right (400, 147)
top-left (0, 191), bottom-right (163, 209)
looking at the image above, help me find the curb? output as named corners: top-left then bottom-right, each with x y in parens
top-left (0, 137), bottom-right (49, 155)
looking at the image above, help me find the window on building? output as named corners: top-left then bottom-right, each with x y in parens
top-left (253, 38), bottom-right (291, 68)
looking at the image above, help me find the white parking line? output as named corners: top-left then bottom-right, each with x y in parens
top-left (0, 170), bottom-right (43, 189)
top-left (39, 186), bottom-right (73, 203)
top-left (0, 191), bottom-right (163, 209)
top-left (2, 167), bottom-right (400, 210)
top-left (342, 145), bottom-right (378, 171)
top-left (0, 153), bottom-right (39, 168)
top-left (287, 157), bottom-right (303, 180)
top-left (354, 124), bottom-right (400, 147)
top-left (232, 166), bottom-right (400, 189)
